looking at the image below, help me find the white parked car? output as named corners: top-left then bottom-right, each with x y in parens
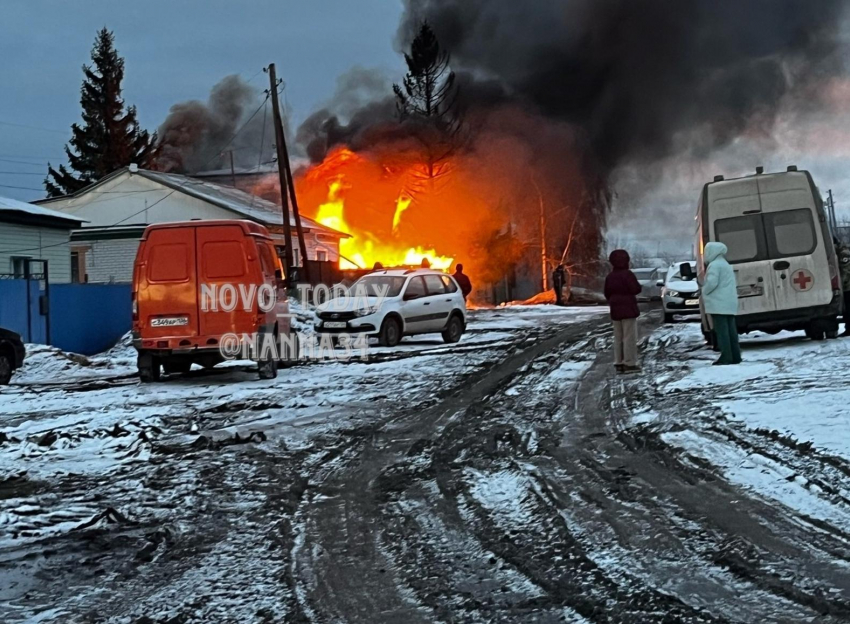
top-left (633, 267), bottom-right (663, 301)
top-left (314, 269), bottom-right (467, 346)
top-left (659, 261), bottom-right (700, 323)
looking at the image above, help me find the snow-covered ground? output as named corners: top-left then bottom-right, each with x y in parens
top-left (630, 322), bottom-right (850, 542)
top-left (0, 304), bottom-right (605, 623)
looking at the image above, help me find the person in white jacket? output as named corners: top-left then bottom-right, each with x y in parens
top-left (702, 242), bottom-right (741, 365)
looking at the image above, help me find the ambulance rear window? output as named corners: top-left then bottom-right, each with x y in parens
top-left (715, 215), bottom-right (764, 263)
top-left (765, 209), bottom-right (816, 258)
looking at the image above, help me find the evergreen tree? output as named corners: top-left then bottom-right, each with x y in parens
top-left (45, 28), bottom-right (156, 197)
top-left (393, 22), bottom-right (462, 180)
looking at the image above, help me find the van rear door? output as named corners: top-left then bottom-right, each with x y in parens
top-left (139, 227), bottom-right (198, 337)
top-left (757, 174), bottom-right (832, 311)
top-left (710, 178), bottom-right (776, 316)
top-left (197, 224), bottom-right (256, 337)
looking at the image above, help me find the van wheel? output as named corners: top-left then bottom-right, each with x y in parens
top-left (278, 332), bottom-right (301, 369)
top-left (163, 360), bottom-right (191, 375)
top-left (379, 317), bottom-right (402, 347)
top-left (442, 315), bottom-right (464, 344)
top-left (138, 354), bottom-right (161, 383)
top-left (0, 354), bottom-right (12, 385)
top-left (664, 313), bottom-right (675, 324)
top-left (258, 355), bottom-right (277, 380)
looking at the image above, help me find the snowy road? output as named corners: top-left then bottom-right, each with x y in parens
top-left (3, 306), bottom-right (850, 622)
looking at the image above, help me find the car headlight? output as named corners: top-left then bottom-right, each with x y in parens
top-left (354, 306), bottom-right (379, 317)
top-left (667, 290), bottom-right (680, 298)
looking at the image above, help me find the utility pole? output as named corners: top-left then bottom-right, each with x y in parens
top-left (267, 63), bottom-right (311, 283)
top-left (267, 64), bottom-right (295, 280)
top-left (828, 189), bottom-right (837, 231)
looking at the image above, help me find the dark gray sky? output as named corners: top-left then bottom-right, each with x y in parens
top-left (0, 0), bottom-right (405, 202)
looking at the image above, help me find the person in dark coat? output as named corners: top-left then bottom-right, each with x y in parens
top-left (604, 249), bottom-right (642, 372)
top-left (552, 264), bottom-right (566, 306)
top-left (453, 264), bottom-right (473, 301)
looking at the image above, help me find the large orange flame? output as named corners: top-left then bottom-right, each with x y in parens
top-left (303, 148), bottom-right (455, 271)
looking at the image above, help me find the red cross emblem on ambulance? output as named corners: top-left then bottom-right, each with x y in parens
top-left (791, 269), bottom-right (814, 292)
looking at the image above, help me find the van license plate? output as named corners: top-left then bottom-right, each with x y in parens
top-left (323, 321), bottom-right (347, 329)
top-left (151, 316), bottom-right (189, 327)
top-left (685, 299), bottom-right (699, 306)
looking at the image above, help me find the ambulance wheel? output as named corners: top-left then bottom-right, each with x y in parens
top-left (664, 313), bottom-right (675, 324)
top-left (379, 317), bottom-right (402, 347)
top-left (806, 325), bottom-right (825, 341)
top-left (138, 354), bottom-right (161, 383)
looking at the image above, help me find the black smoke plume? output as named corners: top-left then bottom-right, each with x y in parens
top-left (157, 75), bottom-right (275, 173)
top-left (396, 0), bottom-right (846, 175)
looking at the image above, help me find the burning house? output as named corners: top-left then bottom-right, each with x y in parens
top-left (153, 0), bottom-right (845, 302)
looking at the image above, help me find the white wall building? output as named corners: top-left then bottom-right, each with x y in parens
top-left (35, 167), bottom-right (347, 284)
top-left (0, 195), bottom-right (83, 283)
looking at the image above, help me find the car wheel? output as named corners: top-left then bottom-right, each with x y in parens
top-left (441, 314), bottom-right (464, 344)
top-left (0, 353), bottom-right (12, 385)
top-left (664, 313), bottom-right (675, 324)
top-left (827, 328), bottom-right (839, 339)
top-left (138, 354), bottom-right (161, 383)
top-left (379, 317), bottom-right (402, 347)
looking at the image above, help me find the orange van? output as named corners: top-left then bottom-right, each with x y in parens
top-left (132, 219), bottom-right (293, 382)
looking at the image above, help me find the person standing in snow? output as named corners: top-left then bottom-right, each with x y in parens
top-left (452, 264), bottom-right (473, 301)
top-left (834, 238), bottom-right (850, 336)
top-left (604, 249), bottom-right (642, 373)
top-left (702, 241), bottom-right (741, 365)
top-left (552, 264), bottom-right (566, 306)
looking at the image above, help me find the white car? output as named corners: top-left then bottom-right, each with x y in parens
top-left (314, 269), bottom-right (467, 346)
top-left (659, 261), bottom-right (701, 323)
top-left (633, 267), bottom-right (663, 301)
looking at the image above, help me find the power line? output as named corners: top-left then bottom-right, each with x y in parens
top-left (0, 182), bottom-right (44, 191)
top-left (0, 171), bottom-right (46, 176)
top-left (0, 119), bottom-right (68, 135)
top-left (0, 157), bottom-right (49, 168)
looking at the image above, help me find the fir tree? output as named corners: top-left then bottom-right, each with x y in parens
top-left (393, 22), bottom-right (463, 180)
top-left (45, 28), bottom-right (156, 197)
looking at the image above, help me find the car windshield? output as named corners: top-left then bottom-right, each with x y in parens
top-left (353, 275), bottom-right (407, 298)
top-left (633, 269), bottom-right (655, 280)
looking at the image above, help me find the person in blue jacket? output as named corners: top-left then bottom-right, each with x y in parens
top-left (702, 242), bottom-right (741, 365)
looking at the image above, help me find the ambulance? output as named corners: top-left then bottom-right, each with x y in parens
top-left (695, 167), bottom-right (842, 340)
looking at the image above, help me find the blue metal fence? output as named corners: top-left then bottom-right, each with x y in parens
top-left (0, 280), bottom-right (131, 355)
top-left (49, 284), bottom-right (132, 355)
top-left (0, 279), bottom-right (47, 344)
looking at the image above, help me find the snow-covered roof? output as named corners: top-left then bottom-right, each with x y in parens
top-left (0, 195), bottom-right (85, 225)
top-left (35, 167), bottom-right (345, 238)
